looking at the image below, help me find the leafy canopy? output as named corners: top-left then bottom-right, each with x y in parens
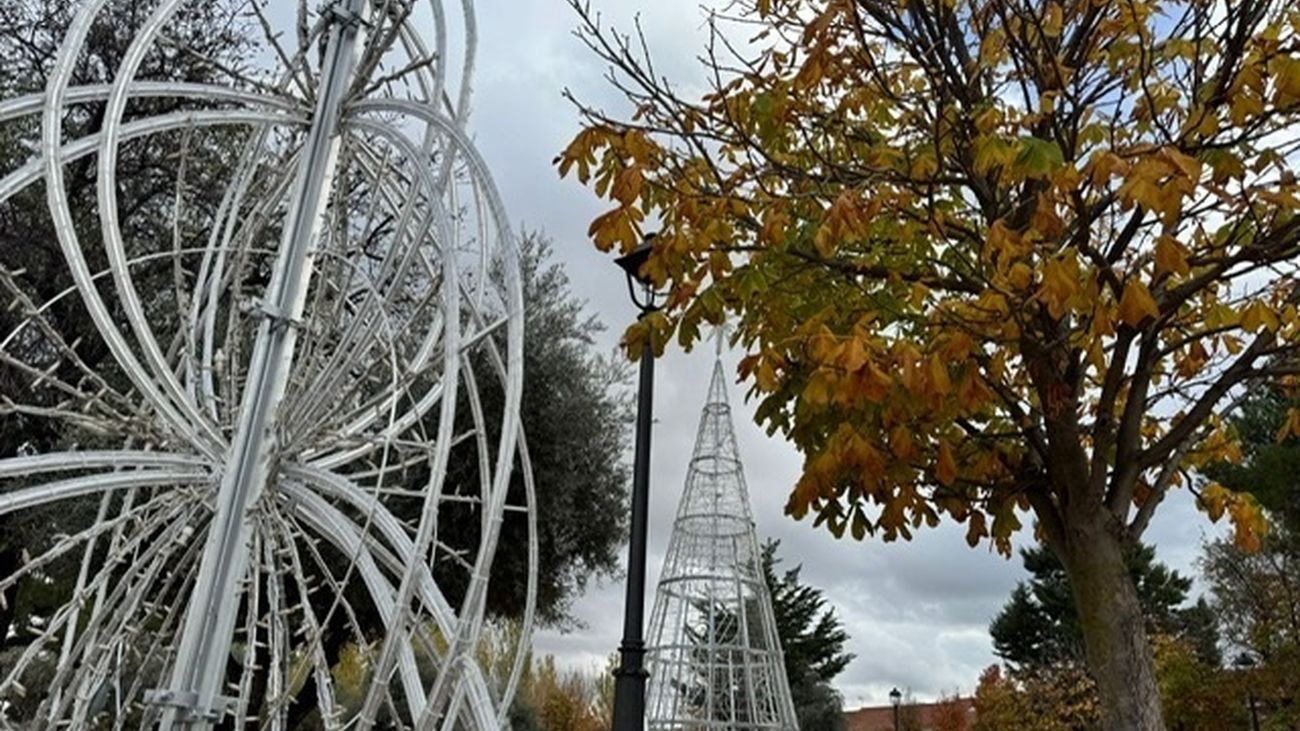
top-left (560, 0), bottom-right (1300, 554)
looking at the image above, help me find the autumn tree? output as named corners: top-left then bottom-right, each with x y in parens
top-left (1153, 636), bottom-right (1252, 731)
top-left (560, 1), bottom-right (1300, 728)
top-left (510, 655), bottom-right (611, 731)
top-left (932, 692), bottom-right (975, 731)
top-left (972, 664), bottom-right (1098, 731)
top-left (1199, 383), bottom-right (1300, 725)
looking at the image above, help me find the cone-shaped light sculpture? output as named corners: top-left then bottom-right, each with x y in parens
top-left (645, 357), bottom-right (800, 729)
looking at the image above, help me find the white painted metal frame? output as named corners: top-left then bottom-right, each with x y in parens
top-left (645, 359), bottom-right (800, 730)
top-left (0, 1), bottom-right (533, 729)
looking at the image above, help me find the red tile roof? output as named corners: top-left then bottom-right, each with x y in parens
top-left (844, 697), bottom-right (977, 731)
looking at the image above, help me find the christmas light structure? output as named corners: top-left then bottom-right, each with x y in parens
top-left (644, 355), bottom-right (799, 730)
top-left (0, 1), bottom-right (532, 728)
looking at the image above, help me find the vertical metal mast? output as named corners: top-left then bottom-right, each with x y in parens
top-left (154, 1), bottom-right (368, 726)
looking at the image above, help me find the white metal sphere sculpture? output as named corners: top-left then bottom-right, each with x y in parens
top-left (0, 1), bottom-right (533, 728)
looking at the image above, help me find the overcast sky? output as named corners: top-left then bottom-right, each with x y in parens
top-left (455, 0), bottom-right (1227, 708)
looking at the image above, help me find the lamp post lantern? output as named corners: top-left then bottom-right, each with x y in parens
top-left (611, 235), bottom-right (661, 731)
top-left (1235, 654), bottom-right (1261, 731)
top-left (890, 687), bottom-right (903, 731)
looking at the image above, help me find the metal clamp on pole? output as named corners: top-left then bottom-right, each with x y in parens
top-left (323, 0), bottom-right (370, 28)
top-left (143, 689), bottom-right (233, 724)
top-left (254, 300), bottom-right (304, 331)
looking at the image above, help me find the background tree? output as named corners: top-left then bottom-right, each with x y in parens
top-left (887, 690), bottom-right (923, 731)
top-left (1152, 635), bottom-right (1251, 731)
top-left (0, 0), bottom-right (253, 652)
top-left (1200, 383), bottom-right (1300, 727)
top-left (561, 1), bottom-right (1300, 727)
top-left (1204, 384), bottom-right (1300, 533)
top-left (762, 539), bottom-right (854, 729)
top-left (932, 692), bottom-right (975, 731)
top-left (510, 655), bottom-right (611, 731)
top-left (991, 543), bottom-right (1220, 670)
top-left (442, 232), bottom-right (633, 625)
top-left (973, 664), bottom-right (1098, 731)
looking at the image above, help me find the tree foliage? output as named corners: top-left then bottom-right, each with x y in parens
top-left (1205, 385), bottom-right (1300, 531)
top-left (0, 0), bottom-right (253, 651)
top-left (762, 539), bottom-right (853, 729)
top-left (561, 0), bottom-right (1300, 726)
top-left (444, 233), bottom-right (633, 624)
top-left (991, 543), bottom-right (1220, 669)
top-left (1197, 383), bottom-right (1300, 727)
top-left (932, 692), bottom-right (975, 731)
top-left (1151, 636), bottom-right (1258, 731)
top-left (510, 655), bottom-right (612, 731)
top-left (973, 664), bottom-right (1099, 731)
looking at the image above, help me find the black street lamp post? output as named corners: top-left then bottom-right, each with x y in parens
top-left (611, 237), bottom-right (660, 731)
top-left (1235, 654), bottom-right (1262, 731)
top-left (890, 687), bottom-right (902, 731)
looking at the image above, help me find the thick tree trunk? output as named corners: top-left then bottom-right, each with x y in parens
top-left (1055, 508), bottom-right (1166, 731)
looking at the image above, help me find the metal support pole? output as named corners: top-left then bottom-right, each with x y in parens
top-left (151, 2), bottom-right (366, 727)
top-left (611, 316), bottom-right (655, 731)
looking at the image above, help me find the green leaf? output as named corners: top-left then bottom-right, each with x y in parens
top-left (1014, 136), bottom-right (1065, 179)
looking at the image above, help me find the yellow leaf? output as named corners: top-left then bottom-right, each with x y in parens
top-left (935, 440), bottom-right (958, 486)
top-left (1008, 262), bottom-right (1034, 289)
top-left (1154, 235), bottom-right (1190, 277)
top-left (1037, 252), bottom-right (1080, 318)
top-left (840, 335), bottom-right (869, 372)
top-left (890, 425), bottom-right (915, 461)
top-left (1117, 280), bottom-right (1160, 327)
top-left (1200, 482), bottom-right (1230, 522)
top-left (1271, 54), bottom-right (1300, 106)
top-left (1240, 300), bottom-right (1280, 333)
top-left (911, 151), bottom-right (939, 179)
top-left (928, 356), bottom-right (952, 395)
top-left (974, 135), bottom-right (1015, 176)
top-left (1087, 150), bottom-right (1130, 187)
top-left (610, 166), bottom-right (644, 206)
top-left (984, 219), bottom-right (1021, 260)
top-left (756, 359), bottom-right (779, 392)
top-left (1043, 2), bottom-right (1064, 38)
top-left (1227, 492), bottom-right (1269, 553)
top-left (1277, 408), bottom-right (1300, 442)
top-left (1160, 147), bottom-right (1202, 182)
top-left (1230, 90), bottom-right (1264, 125)
top-left (1031, 193), bottom-right (1064, 239)
top-left (910, 282), bottom-right (930, 307)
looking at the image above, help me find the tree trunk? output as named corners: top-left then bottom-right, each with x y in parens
top-left (1056, 507), bottom-right (1167, 731)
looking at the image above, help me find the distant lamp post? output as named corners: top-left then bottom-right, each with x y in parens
top-left (1235, 654), bottom-right (1261, 731)
top-left (890, 687), bottom-right (903, 731)
top-left (610, 235), bottom-right (662, 731)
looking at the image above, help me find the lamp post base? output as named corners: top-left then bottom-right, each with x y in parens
top-left (611, 640), bottom-right (648, 730)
